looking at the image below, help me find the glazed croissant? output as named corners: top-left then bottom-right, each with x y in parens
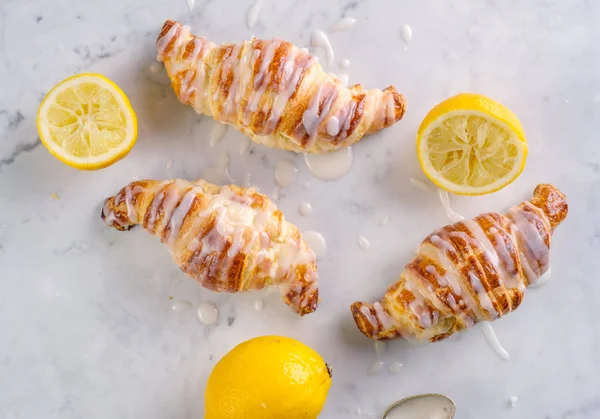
top-left (156, 20), bottom-right (406, 153)
top-left (351, 184), bottom-right (568, 342)
top-left (101, 179), bottom-right (318, 315)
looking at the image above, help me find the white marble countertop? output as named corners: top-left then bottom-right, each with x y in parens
top-left (1, 1), bottom-right (599, 418)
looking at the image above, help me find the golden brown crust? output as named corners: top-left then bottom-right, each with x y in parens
top-left (102, 179), bottom-right (319, 315)
top-left (352, 184), bottom-right (568, 342)
top-left (156, 20), bottom-right (406, 153)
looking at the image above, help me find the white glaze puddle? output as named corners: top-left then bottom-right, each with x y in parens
top-left (338, 73), bottom-right (349, 87)
top-left (254, 300), bottom-right (264, 311)
top-left (274, 160), bottom-right (298, 187)
top-left (202, 152), bottom-right (233, 185)
top-left (358, 235), bottom-right (371, 251)
top-left (149, 62), bottom-right (162, 74)
top-left (197, 302), bottom-right (219, 325)
top-left (340, 58), bottom-right (351, 69)
top-left (310, 30), bottom-right (335, 66)
top-left (209, 122), bottom-right (228, 147)
top-left (384, 395), bottom-right (455, 419)
top-left (299, 202), bottom-right (313, 216)
top-left (171, 300), bottom-right (192, 312)
top-left (330, 17), bottom-right (356, 32)
top-left (304, 147), bottom-right (353, 180)
top-left (368, 360), bottom-right (384, 375)
top-left (509, 396), bottom-right (519, 408)
top-left (410, 177), bottom-right (432, 191)
top-left (438, 189), bottom-right (465, 223)
top-left (389, 361), bottom-right (404, 374)
top-left (186, 0), bottom-right (195, 11)
top-left (401, 24), bottom-right (413, 43)
top-left (481, 322), bottom-right (510, 361)
top-left (302, 231), bottom-right (326, 259)
top-left (529, 265), bottom-right (551, 288)
top-left (246, 0), bottom-right (264, 29)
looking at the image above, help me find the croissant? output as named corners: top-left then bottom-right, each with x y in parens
top-left (156, 20), bottom-right (406, 153)
top-left (101, 179), bottom-right (318, 315)
top-left (351, 184), bottom-right (568, 342)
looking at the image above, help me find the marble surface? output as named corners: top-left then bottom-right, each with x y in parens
top-left (1, 0), bottom-right (599, 418)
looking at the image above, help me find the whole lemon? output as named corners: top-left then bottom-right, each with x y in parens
top-left (204, 336), bottom-right (332, 419)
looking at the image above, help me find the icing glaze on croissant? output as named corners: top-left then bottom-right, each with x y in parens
top-left (156, 20), bottom-right (406, 153)
top-left (101, 179), bottom-right (318, 315)
top-left (351, 184), bottom-right (568, 342)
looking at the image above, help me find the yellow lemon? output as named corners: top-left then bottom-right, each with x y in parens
top-left (417, 93), bottom-right (527, 195)
top-left (37, 73), bottom-right (137, 170)
top-left (205, 336), bottom-right (332, 419)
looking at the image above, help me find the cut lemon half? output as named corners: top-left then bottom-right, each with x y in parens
top-left (417, 93), bottom-right (527, 195)
top-left (37, 73), bottom-right (137, 170)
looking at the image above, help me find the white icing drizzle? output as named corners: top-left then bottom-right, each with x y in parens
top-left (302, 231), bottom-right (326, 260)
top-left (197, 301), bottom-right (219, 325)
top-left (310, 30), bottom-right (335, 67)
top-left (299, 202), bottom-right (313, 216)
top-left (330, 17), bottom-right (357, 32)
top-left (508, 206), bottom-right (550, 283)
top-left (373, 302), bottom-right (395, 331)
top-left (171, 300), bottom-right (192, 312)
top-left (481, 321), bottom-right (510, 361)
top-left (409, 177), bottom-right (432, 191)
top-left (401, 25), bottom-right (413, 43)
top-left (509, 396), bottom-right (519, 408)
top-left (340, 58), bottom-right (351, 69)
top-left (438, 188), bottom-right (465, 222)
top-left (167, 187), bottom-right (197, 246)
top-left (274, 160), bottom-right (298, 188)
top-left (254, 299), bottom-right (265, 311)
top-left (201, 152), bottom-right (233, 185)
top-left (368, 360), bottom-right (384, 376)
top-left (186, 0), bottom-right (195, 11)
top-left (157, 23), bottom-right (180, 58)
top-left (338, 73), bottom-right (349, 87)
top-left (388, 361), bottom-right (404, 374)
top-left (209, 122), bottom-right (228, 147)
top-left (246, 0), bottom-right (264, 29)
top-left (326, 116), bottom-right (341, 136)
top-left (529, 265), bottom-right (551, 288)
top-left (304, 146), bottom-right (353, 180)
top-left (301, 84), bottom-right (336, 146)
top-left (374, 340), bottom-right (388, 357)
top-left (358, 235), bottom-right (371, 251)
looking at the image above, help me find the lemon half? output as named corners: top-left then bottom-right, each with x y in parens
top-left (37, 73), bottom-right (137, 170)
top-left (417, 93), bottom-right (527, 195)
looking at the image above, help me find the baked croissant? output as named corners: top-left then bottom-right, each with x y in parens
top-left (101, 179), bottom-right (318, 315)
top-left (156, 20), bottom-right (406, 153)
top-left (351, 184), bottom-right (568, 342)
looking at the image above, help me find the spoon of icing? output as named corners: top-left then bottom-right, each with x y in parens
top-left (382, 393), bottom-right (456, 419)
